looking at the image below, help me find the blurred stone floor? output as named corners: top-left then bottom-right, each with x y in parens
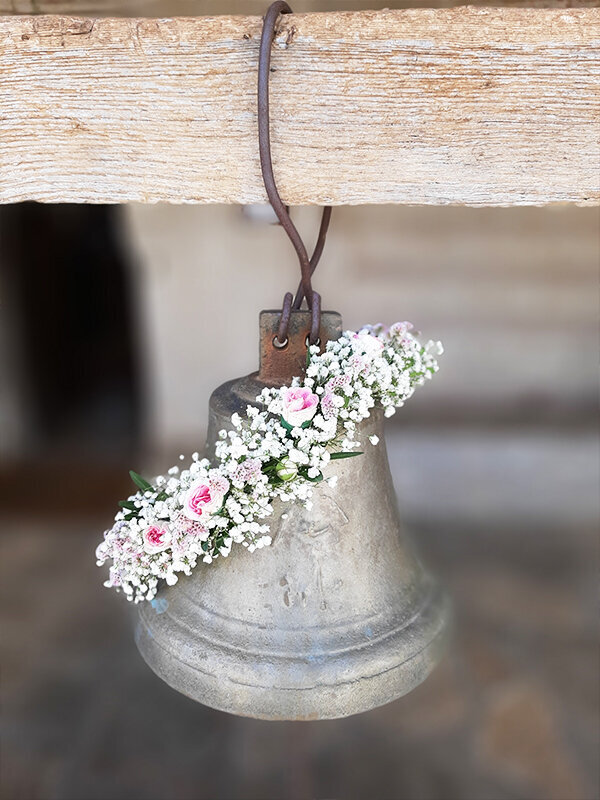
top-left (1, 516), bottom-right (598, 800)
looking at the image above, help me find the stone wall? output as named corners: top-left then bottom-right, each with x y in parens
top-left (124, 204), bottom-right (598, 445)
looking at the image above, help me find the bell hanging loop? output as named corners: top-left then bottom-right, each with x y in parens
top-left (257, 0), bottom-right (331, 345)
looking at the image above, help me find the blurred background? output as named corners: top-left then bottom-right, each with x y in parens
top-left (0, 3), bottom-right (599, 797)
top-left (1, 200), bottom-right (598, 800)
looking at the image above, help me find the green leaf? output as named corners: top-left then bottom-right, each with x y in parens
top-left (129, 470), bottom-right (153, 493)
top-left (118, 500), bottom-right (138, 511)
top-left (306, 472), bottom-right (323, 483)
top-left (280, 416), bottom-right (312, 432)
top-left (329, 451), bottom-right (364, 460)
top-left (299, 466), bottom-right (323, 483)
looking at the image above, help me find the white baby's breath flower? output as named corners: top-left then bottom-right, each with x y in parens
top-left (97, 321), bottom-right (442, 603)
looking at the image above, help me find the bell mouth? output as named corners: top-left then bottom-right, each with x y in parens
top-left (135, 573), bottom-right (450, 721)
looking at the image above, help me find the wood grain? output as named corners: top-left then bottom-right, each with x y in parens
top-left (3, 0), bottom-right (599, 13)
top-left (1, 9), bottom-right (599, 205)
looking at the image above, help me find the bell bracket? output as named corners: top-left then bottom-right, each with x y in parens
top-left (258, 309), bottom-right (342, 386)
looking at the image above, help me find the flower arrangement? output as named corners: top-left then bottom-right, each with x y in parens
top-left (96, 323), bottom-right (443, 603)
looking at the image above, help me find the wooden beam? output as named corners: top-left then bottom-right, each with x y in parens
top-left (1, 9), bottom-right (598, 205)
top-left (3, 0), bottom-right (598, 13)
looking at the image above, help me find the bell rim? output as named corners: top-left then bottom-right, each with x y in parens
top-left (135, 581), bottom-right (451, 721)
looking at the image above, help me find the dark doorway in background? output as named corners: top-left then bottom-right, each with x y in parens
top-left (0, 203), bottom-right (140, 457)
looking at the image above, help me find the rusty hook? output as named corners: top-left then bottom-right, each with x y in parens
top-left (258, 0), bottom-right (331, 345)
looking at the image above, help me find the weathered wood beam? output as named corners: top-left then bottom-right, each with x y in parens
top-left (1, 9), bottom-right (598, 205)
top-left (3, 0), bottom-right (598, 13)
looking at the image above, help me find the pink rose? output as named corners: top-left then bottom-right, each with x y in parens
top-left (143, 524), bottom-right (172, 554)
top-left (183, 476), bottom-right (230, 522)
top-left (281, 387), bottom-right (319, 428)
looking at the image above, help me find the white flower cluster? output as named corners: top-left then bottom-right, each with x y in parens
top-left (96, 322), bottom-right (442, 603)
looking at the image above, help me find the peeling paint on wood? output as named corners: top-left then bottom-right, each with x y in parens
top-left (0, 9), bottom-right (598, 205)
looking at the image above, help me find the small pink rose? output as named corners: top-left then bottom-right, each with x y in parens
top-left (281, 386), bottom-right (319, 428)
top-left (143, 524), bottom-right (172, 554)
top-left (183, 476), bottom-right (230, 522)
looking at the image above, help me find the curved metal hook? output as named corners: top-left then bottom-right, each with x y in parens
top-left (258, 0), bottom-right (330, 344)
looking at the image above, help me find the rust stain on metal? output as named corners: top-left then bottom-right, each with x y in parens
top-left (258, 309), bottom-right (342, 386)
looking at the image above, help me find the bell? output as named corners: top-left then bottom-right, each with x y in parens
top-left (135, 311), bottom-right (450, 720)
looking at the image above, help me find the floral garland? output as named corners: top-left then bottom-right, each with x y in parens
top-left (96, 323), bottom-right (443, 603)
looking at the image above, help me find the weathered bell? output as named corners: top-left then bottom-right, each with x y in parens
top-left (136, 311), bottom-right (450, 720)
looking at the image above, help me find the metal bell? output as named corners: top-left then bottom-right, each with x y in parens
top-left (136, 311), bottom-right (450, 720)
